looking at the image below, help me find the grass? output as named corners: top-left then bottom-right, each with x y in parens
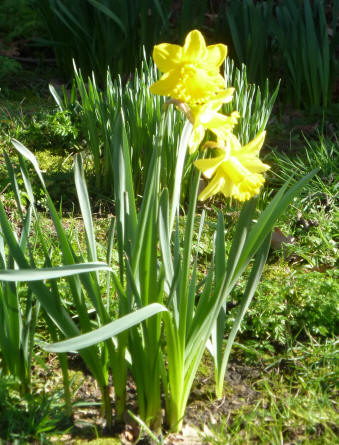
top-left (203, 338), bottom-right (338, 444)
top-left (0, 375), bottom-right (71, 443)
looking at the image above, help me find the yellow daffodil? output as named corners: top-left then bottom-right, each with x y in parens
top-left (150, 30), bottom-right (227, 104)
top-left (188, 89), bottom-right (238, 153)
top-left (194, 132), bottom-right (270, 202)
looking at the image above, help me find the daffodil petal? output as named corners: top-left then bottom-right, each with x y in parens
top-left (149, 70), bottom-right (179, 96)
top-left (205, 44), bottom-right (228, 69)
top-left (149, 30), bottom-right (230, 103)
top-left (194, 154), bottom-right (225, 179)
top-left (227, 133), bottom-right (242, 152)
top-left (153, 43), bottom-right (182, 72)
top-left (198, 173), bottom-right (225, 201)
top-left (183, 30), bottom-right (207, 62)
top-left (205, 113), bottom-right (236, 129)
top-left (240, 158), bottom-right (270, 173)
top-left (194, 131), bottom-right (269, 202)
top-left (214, 87), bottom-right (234, 104)
top-left (186, 70), bottom-right (225, 102)
top-left (242, 131), bottom-right (266, 154)
top-left (189, 126), bottom-right (205, 154)
top-left (201, 88), bottom-right (234, 114)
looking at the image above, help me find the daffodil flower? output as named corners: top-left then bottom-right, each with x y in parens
top-left (188, 89), bottom-right (238, 153)
top-left (194, 132), bottom-right (270, 202)
top-left (150, 30), bottom-right (227, 104)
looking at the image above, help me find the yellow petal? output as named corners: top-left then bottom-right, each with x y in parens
top-left (227, 133), bottom-right (242, 152)
top-left (198, 172), bottom-right (225, 201)
top-left (194, 154), bottom-right (225, 179)
top-left (215, 87), bottom-right (235, 104)
top-left (183, 30), bottom-right (207, 62)
top-left (242, 131), bottom-right (266, 154)
top-left (153, 43), bottom-right (182, 72)
top-left (187, 70), bottom-right (225, 102)
top-left (204, 44), bottom-right (228, 69)
top-left (202, 88), bottom-right (234, 114)
top-left (149, 70), bottom-right (179, 96)
top-left (191, 89), bottom-right (235, 127)
top-left (208, 114), bottom-right (239, 134)
top-left (240, 157), bottom-right (270, 173)
top-left (202, 113), bottom-right (228, 127)
top-left (189, 126), bottom-right (205, 154)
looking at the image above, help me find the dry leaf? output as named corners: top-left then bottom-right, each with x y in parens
top-left (271, 227), bottom-right (295, 251)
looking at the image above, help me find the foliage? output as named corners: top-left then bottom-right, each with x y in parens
top-left (215, 0), bottom-right (275, 87)
top-left (203, 338), bottom-right (338, 444)
top-left (223, 58), bottom-right (280, 144)
top-left (20, 110), bottom-right (80, 153)
top-left (50, 56), bottom-right (278, 198)
top-left (230, 267), bottom-right (339, 349)
top-left (36, 0), bottom-right (171, 82)
top-left (269, 132), bottom-right (339, 201)
top-left (215, 0), bottom-right (339, 109)
top-left (0, 14), bottom-right (337, 442)
top-left (0, 0), bottom-right (44, 42)
top-left (273, 0), bottom-right (339, 109)
top-left (0, 57), bottom-right (22, 83)
top-left (0, 90), bottom-right (312, 438)
top-left (2, 0), bottom-right (338, 112)
top-left (34, 0), bottom-right (214, 84)
top-left (0, 375), bottom-right (69, 442)
top-left (39, 109), bottom-right (314, 435)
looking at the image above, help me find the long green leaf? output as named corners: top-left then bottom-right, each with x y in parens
top-left (215, 233), bottom-right (271, 397)
top-left (44, 303), bottom-right (168, 352)
top-left (74, 154), bottom-right (97, 262)
top-left (86, 0), bottom-right (126, 34)
top-left (0, 263), bottom-right (111, 282)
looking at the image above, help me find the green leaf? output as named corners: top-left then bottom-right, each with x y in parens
top-left (0, 263), bottom-right (111, 282)
top-left (74, 154), bottom-right (97, 262)
top-left (87, 0), bottom-right (127, 35)
top-left (215, 233), bottom-right (271, 397)
top-left (44, 303), bottom-right (168, 352)
top-left (170, 120), bottom-right (192, 232)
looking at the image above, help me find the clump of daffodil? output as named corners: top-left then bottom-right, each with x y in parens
top-left (194, 132), bottom-right (270, 202)
top-left (150, 30), bottom-right (228, 104)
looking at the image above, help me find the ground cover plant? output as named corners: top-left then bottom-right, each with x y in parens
top-left (0, 5), bottom-right (338, 445)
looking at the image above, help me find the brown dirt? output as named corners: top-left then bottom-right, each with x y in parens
top-left (36, 353), bottom-right (263, 444)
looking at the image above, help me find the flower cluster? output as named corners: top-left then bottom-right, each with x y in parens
top-left (150, 30), bottom-right (269, 202)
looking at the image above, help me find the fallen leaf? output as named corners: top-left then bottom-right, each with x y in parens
top-left (303, 264), bottom-right (334, 273)
top-left (271, 227), bottom-right (295, 251)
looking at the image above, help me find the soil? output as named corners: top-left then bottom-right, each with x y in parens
top-left (36, 353), bottom-right (262, 444)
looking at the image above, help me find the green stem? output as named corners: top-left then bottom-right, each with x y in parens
top-left (101, 384), bottom-right (113, 429)
top-left (58, 352), bottom-right (72, 417)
